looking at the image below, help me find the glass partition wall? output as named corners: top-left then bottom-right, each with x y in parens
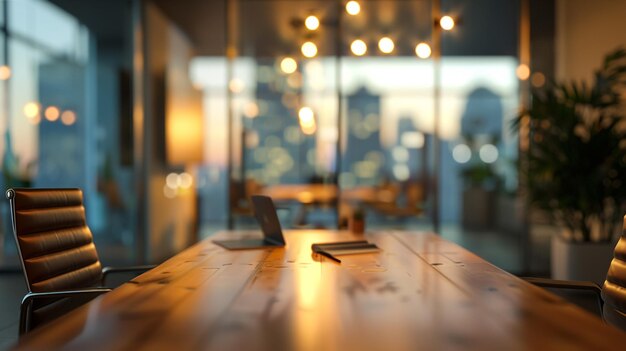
top-left (212, 0), bottom-right (527, 272)
top-left (177, 0), bottom-right (529, 272)
top-left (225, 0), bottom-right (438, 232)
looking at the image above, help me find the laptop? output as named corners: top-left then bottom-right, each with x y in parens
top-left (213, 195), bottom-right (286, 250)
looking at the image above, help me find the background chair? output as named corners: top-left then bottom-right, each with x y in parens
top-left (6, 188), bottom-right (154, 335)
top-left (601, 217), bottom-right (626, 329)
top-left (368, 181), bottom-right (424, 225)
top-left (525, 215), bottom-right (626, 331)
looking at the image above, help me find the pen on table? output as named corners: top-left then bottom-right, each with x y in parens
top-left (316, 250), bottom-right (341, 263)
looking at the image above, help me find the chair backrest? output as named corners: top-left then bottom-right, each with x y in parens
top-left (6, 188), bottom-right (103, 293)
top-left (601, 215), bottom-right (626, 331)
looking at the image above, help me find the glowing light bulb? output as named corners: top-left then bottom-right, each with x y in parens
top-left (440, 15), bottom-right (455, 30)
top-left (301, 41), bottom-right (318, 58)
top-left (280, 57), bottom-right (298, 74)
top-left (350, 39), bottom-right (367, 56)
top-left (415, 42), bottom-right (432, 59)
top-left (304, 15), bottom-right (320, 30)
top-left (378, 37), bottom-right (394, 54)
top-left (346, 1), bottom-right (360, 15)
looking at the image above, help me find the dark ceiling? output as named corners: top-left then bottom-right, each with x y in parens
top-left (49, 0), bottom-right (131, 46)
top-left (151, 0), bottom-right (226, 56)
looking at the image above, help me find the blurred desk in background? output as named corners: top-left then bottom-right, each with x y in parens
top-left (261, 183), bottom-right (423, 226)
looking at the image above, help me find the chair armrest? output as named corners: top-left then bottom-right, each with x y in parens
top-left (523, 277), bottom-right (602, 294)
top-left (523, 277), bottom-right (603, 315)
top-left (101, 265), bottom-right (156, 285)
top-left (20, 288), bottom-right (111, 335)
top-left (21, 288), bottom-right (112, 305)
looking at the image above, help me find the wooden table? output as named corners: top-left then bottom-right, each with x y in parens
top-left (13, 230), bottom-right (626, 351)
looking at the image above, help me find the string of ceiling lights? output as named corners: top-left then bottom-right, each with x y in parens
top-left (297, 0), bottom-right (456, 59)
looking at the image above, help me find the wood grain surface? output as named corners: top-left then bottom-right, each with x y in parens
top-left (12, 230), bottom-right (626, 351)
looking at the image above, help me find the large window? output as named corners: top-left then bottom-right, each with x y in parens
top-left (0, 0), bottom-right (138, 268)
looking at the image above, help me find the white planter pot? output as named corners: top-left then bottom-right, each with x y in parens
top-left (551, 236), bottom-right (615, 285)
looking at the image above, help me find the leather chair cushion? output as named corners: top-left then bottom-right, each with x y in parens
top-left (601, 216), bottom-right (626, 331)
top-left (11, 189), bottom-right (103, 292)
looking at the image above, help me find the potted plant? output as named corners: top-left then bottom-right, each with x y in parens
top-left (515, 48), bottom-right (626, 283)
top-left (349, 206), bottom-right (366, 235)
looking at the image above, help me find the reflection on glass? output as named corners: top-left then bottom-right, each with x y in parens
top-left (60, 110), bottom-right (76, 126)
top-left (516, 63), bottom-right (530, 80)
top-left (44, 106), bottom-right (60, 121)
top-left (531, 71), bottom-right (546, 87)
top-left (0, 65), bottom-right (11, 80)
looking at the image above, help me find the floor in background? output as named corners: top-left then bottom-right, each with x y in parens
top-left (0, 273), bottom-right (26, 351)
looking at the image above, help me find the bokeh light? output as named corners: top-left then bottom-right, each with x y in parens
top-left (415, 43), bottom-right (432, 59)
top-left (346, 1), bottom-right (360, 15)
top-left (516, 64), bottom-right (530, 80)
top-left (301, 41), bottom-right (318, 58)
top-left (440, 15), bottom-right (455, 30)
top-left (351, 39), bottom-right (367, 56)
top-left (44, 106), bottom-right (60, 121)
top-left (531, 72), bottom-right (546, 87)
top-left (61, 110), bottom-right (77, 125)
top-left (304, 15), bottom-right (320, 30)
top-left (378, 37), bottom-right (394, 54)
top-left (298, 106), bottom-right (317, 135)
top-left (280, 57), bottom-right (298, 74)
top-left (23, 102), bottom-right (40, 119)
top-left (0, 65), bottom-right (11, 80)
top-left (479, 144), bottom-right (499, 163)
top-left (452, 144), bottom-right (471, 164)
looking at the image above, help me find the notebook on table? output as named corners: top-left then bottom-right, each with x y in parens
top-left (311, 240), bottom-right (380, 256)
top-left (213, 195), bottom-right (286, 250)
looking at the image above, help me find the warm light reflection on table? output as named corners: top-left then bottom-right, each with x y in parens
top-left (12, 230), bottom-right (626, 351)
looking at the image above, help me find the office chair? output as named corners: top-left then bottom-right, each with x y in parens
top-left (525, 214), bottom-right (626, 331)
top-left (602, 217), bottom-right (626, 330)
top-left (6, 188), bottom-right (155, 335)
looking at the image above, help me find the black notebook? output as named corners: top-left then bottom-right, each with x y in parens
top-left (311, 240), bottom-right (380, 256)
